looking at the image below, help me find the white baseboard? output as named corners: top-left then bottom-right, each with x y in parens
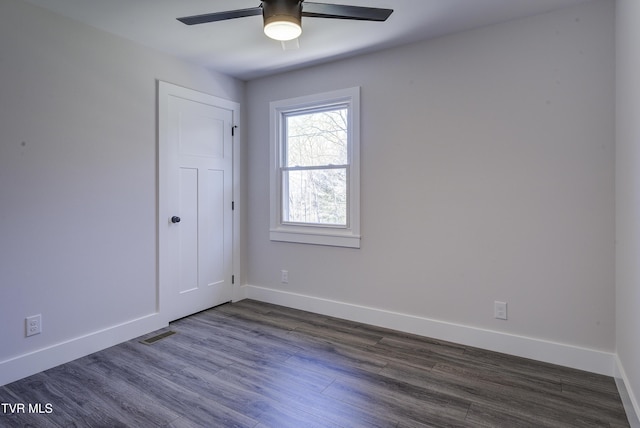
top-left (242, 284), bottom-right (615, 376)
top-left (615, 356), bottom-right (640, 428)
top-left (0, 313), bottom-right (166, 387)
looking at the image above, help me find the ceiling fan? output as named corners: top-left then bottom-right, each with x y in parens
top-left (177, 0), bottom-right (394, 41)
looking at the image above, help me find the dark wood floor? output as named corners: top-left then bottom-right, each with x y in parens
top-left (0, 299), bottom-right (630, 427)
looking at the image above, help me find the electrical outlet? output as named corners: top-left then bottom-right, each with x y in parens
top-left (26, 314), bottom-right (42, 337)
top-left (281, 270), bottom-right (289, 284)
top-left (494, 301), bottom-right (507, 320)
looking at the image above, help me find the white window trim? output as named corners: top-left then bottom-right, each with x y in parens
top-left (270, 87), bottom-right (361, 248)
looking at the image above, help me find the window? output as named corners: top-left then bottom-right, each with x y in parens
top-left (270, 87), bottom-right (360, 248)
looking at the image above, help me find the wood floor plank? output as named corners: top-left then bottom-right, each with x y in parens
top-left (411, 361), bottom-right (618, 427)
top-left (323, 375), bottom-right (471, 427)
top-left (430, 359), bottom-right (564, 394)
top-left (46, 361), bottom-right (180, 427)
top-left (293, 322), bottom-right (383, 347)
top-left (82, 340), bottom-right (258, 427)
top-left (376, 334), bottom-right (467, 358)
top-left (465, 402), bottom-right (555, 428)
top-left (0, 379), bottom-right (68, 428)
top-left (212, 361), bottom-right (397, 428)
top-left (462, 347), bottom-right (578, 384)
top-left (0, 299), bottom-right (630, 427)
top-left (561, 381), bottom-right (627, 415)
top-left (174, 316), bottom-right (300, 364)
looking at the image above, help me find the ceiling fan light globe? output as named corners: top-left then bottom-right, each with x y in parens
top-left (264, 19), bottom-right (302, 41)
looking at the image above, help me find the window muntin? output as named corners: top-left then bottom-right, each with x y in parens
top-left (270, 87), bottom-right (360, 248)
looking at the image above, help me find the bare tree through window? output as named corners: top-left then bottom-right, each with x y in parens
top-left (282, 108), bottom-right (348, 226)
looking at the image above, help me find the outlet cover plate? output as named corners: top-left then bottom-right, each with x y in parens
top-left (26, 314), bottom-right (42, 337)
top-left (494, 301), bottom-right (507, 320)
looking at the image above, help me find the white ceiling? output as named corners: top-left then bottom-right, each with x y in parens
top-left (23, 0), bottom-right (595, 80)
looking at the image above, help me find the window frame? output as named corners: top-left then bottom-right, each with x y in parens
top-left (269, 87), bottom-right (361, 248)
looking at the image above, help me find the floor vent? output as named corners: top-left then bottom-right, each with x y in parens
top-left (140, 331), bottom-right (176, 345)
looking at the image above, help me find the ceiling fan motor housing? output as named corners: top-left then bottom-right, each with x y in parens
top-left (263, 0), bottom-right (303, 29)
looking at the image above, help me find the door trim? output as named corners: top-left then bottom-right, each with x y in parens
top-left (157, 80), bottom-right (241, 323)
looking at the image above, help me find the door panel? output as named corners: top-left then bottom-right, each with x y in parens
top-left (178, 103), bottom-right (227, 158)
top-left (178, 167), bottom-right (199, 294)
top-left (202, 168), bottom-right (225, 288)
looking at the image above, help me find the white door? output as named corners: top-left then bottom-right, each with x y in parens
top-left (158, 81), bottom-right (237, 322)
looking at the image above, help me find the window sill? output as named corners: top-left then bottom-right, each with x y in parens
top-left (269, 228), bottom-right (360, 248)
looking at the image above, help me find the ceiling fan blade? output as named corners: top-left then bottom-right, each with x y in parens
top-left (177, 7), bottom-right (263, 26)
top-left (301, 2), bottom-right (393, 21)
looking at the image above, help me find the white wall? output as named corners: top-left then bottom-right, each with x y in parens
top-left (616, 0), bottom-right (640, 423)
top-left (0, 0), bottom-right (244, 385)
top-left (246, 0), bottom-right (615, 369)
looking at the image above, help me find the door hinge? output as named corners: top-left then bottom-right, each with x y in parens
top-left (232, 275), bottom-right (235, 284)
top-left (232, 125), bottom-right (238, 137)
top-left (232, 201), bottom-right (235, 211)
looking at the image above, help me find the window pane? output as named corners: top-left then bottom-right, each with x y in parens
top-left (283, 168), bottom-right (347, 226)
top-left (285, 109), bottom-right (348, 167)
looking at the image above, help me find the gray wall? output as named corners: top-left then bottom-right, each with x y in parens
top-left (246, 0), bottom-right (615, 352)
top-left (616, 0), bottom-right (640, 421)
top-left (1, 0), bottom-right (626, 404)
top-left (0, 0), bottom-right (244, 380)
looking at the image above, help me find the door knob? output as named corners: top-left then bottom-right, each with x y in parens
top-left (171, 216), bottom-right (181, 223)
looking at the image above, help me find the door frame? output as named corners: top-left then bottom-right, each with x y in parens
top-left (157, 80), bottom-right (241, 323)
